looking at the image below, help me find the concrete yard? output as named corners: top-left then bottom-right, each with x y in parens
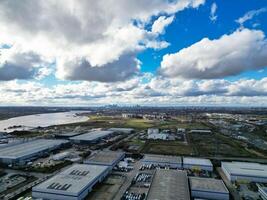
top-left (86, 175), bottom-right (125, 200)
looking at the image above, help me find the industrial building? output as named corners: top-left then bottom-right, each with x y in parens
top-left (142, 154), bottom-right (182, 168)
top-left (0, 139), bottom-right (68, 165)
top-left (147, 128), bottom-right (159, 135)
top-left (183, 157), bottom-right (213, 171)
top-left (147, 169), bottom-right (190, 200)
top-left (221, 162), bottom-right (267, 183)
top-left (108, 128), bottom-right (134, 134)
top-left (32, 164), bottom-right (110, 200)
top-left (147, 133), bottom-right (168, 140)
top-left (70, 130), bottom-right (114, 144)
top-left (189, 177), bottom-right (229, 200)
top-left (55, 132), bottom-right (84, 139)
top-left (84, 151), bottom-right (125, 169)
top-left (190, 129), bottom-right (212, 134)
top-left (177, 128), bottom-right (186, 133)
top-left (52, 152), bottom-right (71, 161)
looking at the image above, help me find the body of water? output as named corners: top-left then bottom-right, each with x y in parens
top-left (0, 111), bottom-right (88, 132)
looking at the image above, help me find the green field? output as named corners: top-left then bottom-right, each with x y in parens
top-left (67, 115), bottom-right (210, 131)
top-left (188, 132), bottom-right (257, 157)
top-left (141, 140), bottom-right (196, 156)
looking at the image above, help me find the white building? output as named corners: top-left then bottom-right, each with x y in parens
top-left (0, 139), bottom-right (68, 165)
top-left (190, 129), bottom-right (212, 134)
top-left (70, 130), bottom-right (114, 144)
top-left (183, 157), bottom-right (213, 171)
top-left (32, 164), bottom-right (110, 200)
top-left (83, 151), bottom-right (125, 169)
top-left (190, 177), bottom-right (229, 200)
top-left (52, 152), bottom-right (70, 161)
top-left (142, 154), bottom-right (182, 168)
top-left (147, 169), bottom-right (190, 200)
top-left (147, 133), bottom-right (168, 140)
top-left (221, 162), bottom-right (267, 183)
top-left (147, 128), bottom-right (159, 135)
top-left (177, 128), bottom-right (186, 133)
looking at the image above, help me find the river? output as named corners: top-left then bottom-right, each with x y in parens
top-left (0, 111), bottom-right (89, 132)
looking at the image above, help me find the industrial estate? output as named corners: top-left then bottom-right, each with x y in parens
top-left (0, 107), bottom-right (267, 200)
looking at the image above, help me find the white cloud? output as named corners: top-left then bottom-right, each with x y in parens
top-left (159, 28), bottom-right (267, 79)
top-left (0, 0), bottom-right (205, 82)
top-left (236, 7), bottom-right (267, 26)
top-left (1, 76), bottom-right (267, 106)
top-left (209, 2), bottom-right (217, 22)
top-left (152, 15), bottom-right (175, 34)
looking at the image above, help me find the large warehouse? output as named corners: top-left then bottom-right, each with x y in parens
top-left (142, 154), bottom-right (182, 168)
top-left (222, 161), bottom-right (267, 183)
top-left (70, 130), bottom-right (114, 144)
top-left (108, 128), bottom-right (134, 134)
top-left (32, 164), bottom-right (110, 200)
top-left (84, 151), bottom-right (125, 169)
top-left (183, 157), bottom-right (213, 171)
top-left (189, 177), bottom-right (229, 200)
top-left (147, 169), bottom-right (190, 200)
top-left (0, 139), bottom-right (68, 165)
top-left (55, 132), bottom-right (84, 139)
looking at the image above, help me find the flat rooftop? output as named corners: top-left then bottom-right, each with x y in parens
top-left (190, 177), bottom-right (229, 193)
top-left (33, 164), bottom-right (109, 196)
top-left (108, 128), bottom-right (134, 133)
top-left (147, 169), bottom-right (190, 200)
top-left (190, 129), bottom-right (212, 133)
top-left (143, 154), bottom-right (182, 164)
top-left (84, 151), bottom-right (124, 166)
top-left (183, 157), bottom-right (213, 166)
top-left (0, 139), bottom-right (68, 159)
top-left (222, 162), bottom-right (267, 178)
top-left (70, 130), bottom-right (114, 141)
top-left (56, 132), bottom-right (83, 137)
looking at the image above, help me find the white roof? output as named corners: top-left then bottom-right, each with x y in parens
top-left (84, 151), bottom-right (124, 166)
top-left (0, 139), bottom-right (68, 159)
top-left (143, 154), bottom-right (182, 164)
top-left (222, 162), bottom-right (267, 178)
top-left (70, 130), bottom-right (113, 141)
top-left (190, 177), bottom-right (229, 193)
top-left (190, 129), bottom-right (212, 133)
top-left (183, 157), bottom-right (213, 166)
top-left (33, 164), bottom-right (109, 196)
top-left (147, 169), bottom-right (190, 200)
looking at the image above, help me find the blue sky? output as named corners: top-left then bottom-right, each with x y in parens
top-left (140, 0), bottom-right (267, 76)
top-left (0, 0), bottom-right (267, 106)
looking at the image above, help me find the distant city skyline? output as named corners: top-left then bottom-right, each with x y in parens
top-left (0, 0), bottom-right (267, 106)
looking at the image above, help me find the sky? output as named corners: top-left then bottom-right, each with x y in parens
top-left (0, 0), bottom-right (267, 106)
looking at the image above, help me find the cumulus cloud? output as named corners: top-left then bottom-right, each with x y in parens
top-left (0, 0), bottom-right (205, 82)
top-left (236, 7), bottom-right (267, 26)
top-left (209, 2), bottom-right (217, 22)
top-left (56, 54), bottom-right (140, 82)
top-left (152, 15), bottom-right (175, 34)
top-left (0, 48), bottom-right (51, 81)
top-left (159, 28), bottom-right (267, 79)
top-left (1, 76), bottom-right (267, 106)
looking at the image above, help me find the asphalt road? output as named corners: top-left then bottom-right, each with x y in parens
top-left (113, 160), bottom-right (142, 200)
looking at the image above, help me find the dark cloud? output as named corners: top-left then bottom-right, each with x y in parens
top-left (57, 54), bottom-right (140, 82)
top-left (0, 51), bottom-right (47, 81)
